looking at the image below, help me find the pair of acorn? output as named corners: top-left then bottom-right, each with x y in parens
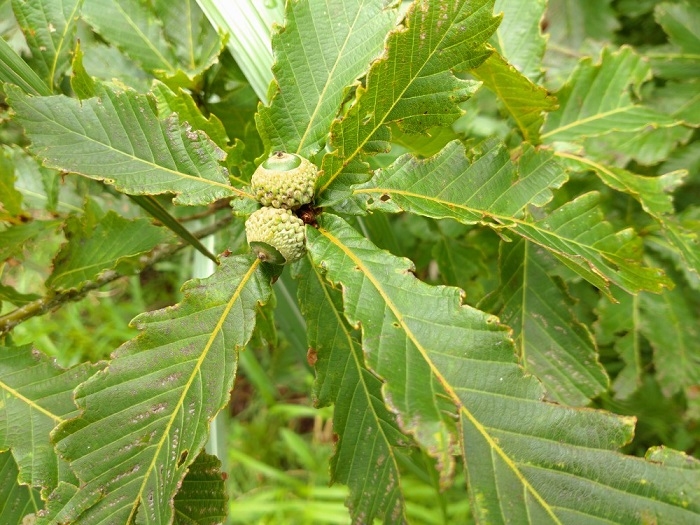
top-left (245, 151), bottom-right (317, 264)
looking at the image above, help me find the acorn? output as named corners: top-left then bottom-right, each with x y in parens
top-left (251, 151), bottom-right (318, 209)
top-left (245, 206), bottom-right (306, 264)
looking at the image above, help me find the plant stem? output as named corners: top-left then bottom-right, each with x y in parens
top-left (0, 214), bottom-right (234, 335)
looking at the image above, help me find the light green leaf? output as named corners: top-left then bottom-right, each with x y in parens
top-left (50, 255), bottom-right (274, 524)
top-left (492, 0), bottom-right (546, 81)
top-left (173, 451), bottom-right (227, 525)
top-left (0, 147), bottom-right (23, 216)
top-left (471, 50), bottom-right (557, 144)
top-left (195, 0), bottom-right (283, 102)
top-left (11, 0), bottom-right (82, 89)
top-left (584, 125), bottom-right (693, 167)
top-left (46, 211), bottom-right (175, 291)
top-left (0, 284), bottom-right (41, 307)
top-left (317, 0), bottom-right (498, 203)
top-left (541, 47), bottom-right (679, 142)
top-left (0, 220), bottom-right (61, 262)
top-left (82, 0), bottom-right (178, 75)
top-left (69, 40), bottom-right (96, 100)
top-left (257, 0), bottom-right (397, 157)
top-left (0, 451), bottom-right (42, 525)
top-left (154, 0), bottom-right (222, 79)
top-left (151, 80), bottom-right (231, 152)
top-left (308, 214), bottom-right (700, 524)
top-left (659, 219), bottom-right (700, 285)
top-left (639, 285), bottom-right (700, 398)
top-left (0, 345), bottom-right (104, 495)
top-left (6, 84), bottom-right (245, 205)
top-left (514, 193), bottom-right (672, 295)
top-left (356, 139), bottom-right (566, 220)
top-left (545, 0), bottom-right (619, 47)
top-left (296, 256), bottom-right (408, 524)
top-left (555, 151), bottom-right (686, 219)
top-left (355, 140), bottom-right (671, 295)
top-left (492, 238), bottom-right (608, 406)
top-left (595, 290), bottom-right (642, 400)
top-left (655, 2), bottom-right (700, 54)
top-left (0, 35), bottom-right (51, 97)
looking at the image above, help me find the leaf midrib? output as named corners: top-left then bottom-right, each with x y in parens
top-left (49, 0), bottom-right (82, 90)
top-left (0, 380), bottom-right (64, 424)
top-left (319, 226), bottom-right (562, 524)
top-left (127, 257), bottom-right (261, 522)
top-left (352, 186), bottom-right (608, 267)
top-left (110, 1), bottom-right (176, 73)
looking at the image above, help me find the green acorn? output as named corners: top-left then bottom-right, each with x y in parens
top-left (245, 206), bottom-right (306, 264)
top-left (251, 151), bottom-right (318, 209)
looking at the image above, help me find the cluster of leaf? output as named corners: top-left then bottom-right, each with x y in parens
top-left (0, 0), bottom-right (698, 524)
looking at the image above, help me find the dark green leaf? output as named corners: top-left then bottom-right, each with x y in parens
top-left (0, 147), bottom-right (23, 216)
top-left (492, 237), bottom-right (608, 405)
top-left (82, 0), bottom-right (178, 75)
top-left (69, 41), bottom-right (96, 100)
top-left (0, 284), bottom-right (41, 306)
top-left (46, 211), bottom-right (175, 291)
top-left (640, 285), bottom-right (700, 398)
top-left (151, 81), bottom-right (231, 152)
top-left (296, 256), bottom-right (408, 524)
top-left (0, 220), bottom-right (61, 262)
top-left (542, 47), bottom-right (679, 142)
top-left (595, 290), bottom-right (642, 400)
top-left (0, 35), bottom-right (52, 96)
top-left (0, 451), bottom-right (42, 525)
top-left (50, 255), bottom-right (273, 524)
top-left (154, 0), bottom-right (222, 79)
top-left (173, 451), bottom-right (227, 525)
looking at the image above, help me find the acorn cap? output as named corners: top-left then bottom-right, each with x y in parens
top-left (251, 152), bottom-right (318, 209)
top-left (245, 206), bottom-right (306, 264)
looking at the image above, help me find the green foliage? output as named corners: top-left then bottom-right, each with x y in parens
top-left (0, 1), bottom-right (698, 524)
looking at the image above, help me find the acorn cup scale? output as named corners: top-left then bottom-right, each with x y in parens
top-left (245, 207), bottom-right (306, 264)
top-left (251, 151), bottom-right (318, 209)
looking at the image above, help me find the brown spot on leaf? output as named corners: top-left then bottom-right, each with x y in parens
top-left (307, 347), bottom-right (318, 367)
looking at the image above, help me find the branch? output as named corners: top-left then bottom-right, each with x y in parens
top-left (0, 214), bottom-right (235, 335)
